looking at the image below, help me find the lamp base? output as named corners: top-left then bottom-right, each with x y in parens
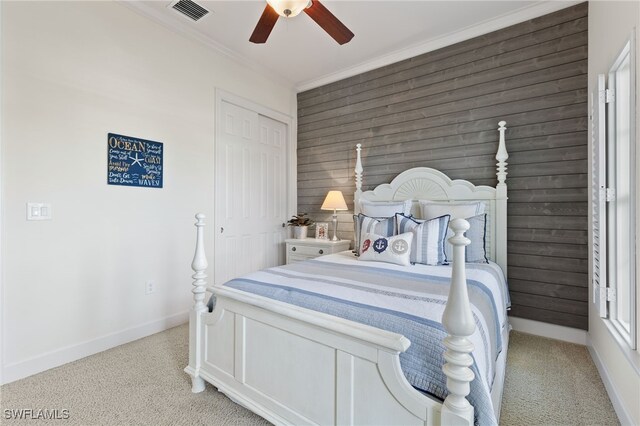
top-left (332, 212), bottom-right (338, 241)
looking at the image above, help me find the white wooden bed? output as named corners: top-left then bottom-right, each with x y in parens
top-left (185, 121), bottom-right (509, 426)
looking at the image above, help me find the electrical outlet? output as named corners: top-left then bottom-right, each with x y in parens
top-left (145, 281), bottom-right (156, 295)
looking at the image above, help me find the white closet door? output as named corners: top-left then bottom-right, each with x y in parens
top-left (215, 100), bottom-right (287, 285)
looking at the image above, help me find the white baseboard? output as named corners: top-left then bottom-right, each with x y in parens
top-left (509, 316), bottom-right (588, 345)
top-left (587, 340), bottom-right (634, 426)
top-left (1, 311), bottom-right (189, 385)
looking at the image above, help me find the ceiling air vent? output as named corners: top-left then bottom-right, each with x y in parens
top-left (171, 0), bottom-right (210, 22)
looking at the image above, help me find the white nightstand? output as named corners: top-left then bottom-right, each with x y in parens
top-left (285, 238), bottom-right (351, 264)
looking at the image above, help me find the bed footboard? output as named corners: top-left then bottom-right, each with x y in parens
top-left (195, 287), bottom-right (440, 425)
top-left (185, 214), bottom-right (477, 426)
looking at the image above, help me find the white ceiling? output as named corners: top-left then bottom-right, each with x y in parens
top-left (124, 1), bottom-right (579, 91)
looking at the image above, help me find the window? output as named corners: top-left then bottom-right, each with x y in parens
top-left (592, 32), bottom-right (637, 349)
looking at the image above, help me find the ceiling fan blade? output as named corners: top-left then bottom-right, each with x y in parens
top-left (304, 0), bottom-right (354, 45)
top-left (250, 4), bottom-right (280, 44)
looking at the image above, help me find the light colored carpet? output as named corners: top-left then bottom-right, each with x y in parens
top-left (1, 325), bottom-right (269, 426)
top-left (1, 325), bottom-right (619, 426)
top-left (501, 331), bottom-right (619, 426)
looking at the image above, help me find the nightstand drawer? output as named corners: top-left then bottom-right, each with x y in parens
top-left (288, 244), bottom-right (328, 257)
top-left (287, 254), bottom-right (315, 264)
top-left (284, 239), bottom-right (351, 265)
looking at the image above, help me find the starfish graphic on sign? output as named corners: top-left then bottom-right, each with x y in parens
top-left (129, 153), bottom-right (144, 167)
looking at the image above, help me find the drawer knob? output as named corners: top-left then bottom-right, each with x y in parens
top-left (318, 249), bottom-right (324, 255)
top-left (292, 247), bottom-right (296, 252)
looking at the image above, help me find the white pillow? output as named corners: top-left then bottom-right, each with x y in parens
top-left (359, 199), bottom-right (412, 217)
top-left (358, 232), bottom-right (413, 266)
top-left (419, 200), bottom-right (485, 220)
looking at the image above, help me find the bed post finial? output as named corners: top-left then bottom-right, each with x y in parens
top-left (495, 121), bottom-right (508, 275)
top-left (192, 213), bottom-right (208, 311)
top-left (354, 144), bottom-right (363, 214)
top-left (496, 121), bottom-right (508, 191)
top-left (186, 213), bottom-right (207, 393)
top-left (441, 218), bottom-right (475, 426)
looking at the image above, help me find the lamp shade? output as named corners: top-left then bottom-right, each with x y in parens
top-left (321, 190), bottom-right (348, 211)
top-left (266, 0), bottom-right (310, 17)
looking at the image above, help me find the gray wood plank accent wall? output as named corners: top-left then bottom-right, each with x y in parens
top-left (296, 3), bottom-right (588, 330)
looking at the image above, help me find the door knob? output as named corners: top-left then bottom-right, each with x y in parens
top-left (220, 227), bottom-right (224, 233)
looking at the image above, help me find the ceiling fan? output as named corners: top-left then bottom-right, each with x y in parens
top-left (250, 0), bottom-right (354, 45)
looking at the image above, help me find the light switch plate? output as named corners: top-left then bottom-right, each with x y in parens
top-left (27, 203), bottom-right (52, 220)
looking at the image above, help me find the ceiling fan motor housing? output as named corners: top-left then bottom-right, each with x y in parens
top-left (266, 0), bottom-right (311, 18)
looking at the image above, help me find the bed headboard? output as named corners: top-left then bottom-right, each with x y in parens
top-left (354, 121), bottom-right (508, 274)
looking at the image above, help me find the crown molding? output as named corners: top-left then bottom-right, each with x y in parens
top-left (295, 0), bottom-right (582, 92)
top-left (118, 1), bottom-right (581, 94)
top-left (117, 1), bottom-right (296, 91)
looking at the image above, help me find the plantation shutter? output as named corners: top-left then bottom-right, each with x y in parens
top-left (592, 74), bottom-right (608, 318)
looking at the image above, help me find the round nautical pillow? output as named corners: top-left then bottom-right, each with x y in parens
top-left (357, 232), bottom-right (413, 266)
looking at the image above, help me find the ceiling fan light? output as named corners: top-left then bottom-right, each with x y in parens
top-left (266, 0), bottom-right (311, 18)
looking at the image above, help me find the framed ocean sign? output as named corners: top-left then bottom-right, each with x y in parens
top-left (107, 133), bottom-right (163, 188)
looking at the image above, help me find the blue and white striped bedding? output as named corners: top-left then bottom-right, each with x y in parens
top-left (211, 251), bottom-right (510, 426)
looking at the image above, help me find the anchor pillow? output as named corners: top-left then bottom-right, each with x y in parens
top-left (358, 232), bottom-right (414, 266)
top-left (396, 213), bottom-right (450, 266)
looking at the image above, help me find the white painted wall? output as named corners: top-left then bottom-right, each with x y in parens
top-left (0, 1), bottom-right (295, 383)
top-left (587, 2), bottom-right (640, 425)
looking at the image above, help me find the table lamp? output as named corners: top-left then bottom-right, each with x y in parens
top-left (321, 190), bottom-right (348, 241)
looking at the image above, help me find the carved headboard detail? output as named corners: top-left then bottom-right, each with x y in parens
top-left (353, 121), bottom-right (508, 273)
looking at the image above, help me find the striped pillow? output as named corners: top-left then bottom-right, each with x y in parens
top-left (353, 214), bottom-right (396, 255)
top-left (465, 214), bottom-right (489, 263)
top-left (419, 201), bottom-right (486, 262)
top-left (396, 213), bottom-right (450, 266)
